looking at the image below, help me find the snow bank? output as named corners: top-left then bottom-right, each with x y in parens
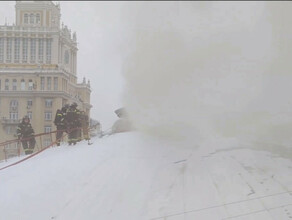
top-left (0, 132), bottom-right (291, 220)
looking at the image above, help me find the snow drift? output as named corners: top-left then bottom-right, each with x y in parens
top-left (1, 132), bottom-right (291, 220)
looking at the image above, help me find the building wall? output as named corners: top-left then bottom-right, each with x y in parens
top-left (0, 1), bottom-right (92, 160)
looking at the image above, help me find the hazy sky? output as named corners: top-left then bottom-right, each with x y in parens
top-left (0, 1), bottom-right (126, 129)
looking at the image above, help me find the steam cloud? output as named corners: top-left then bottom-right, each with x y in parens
top-left (121, 2), bottom-right (292, 144)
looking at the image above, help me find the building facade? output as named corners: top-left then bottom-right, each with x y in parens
top-left (0, 1), bottom-right (91, 157)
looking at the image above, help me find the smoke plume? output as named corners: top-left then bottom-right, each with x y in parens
top-left (121, 2), bottom-right (292, 144)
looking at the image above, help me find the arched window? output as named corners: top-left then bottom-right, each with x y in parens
top-left (24, 14), bottom-right (28, 24)
top-left (30, 13), bottom-right (34, 24)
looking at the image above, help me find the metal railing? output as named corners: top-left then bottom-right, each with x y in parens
top-left (0, 127), bottom-right (92, 162)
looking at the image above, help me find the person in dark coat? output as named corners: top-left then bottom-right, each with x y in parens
top-left (54, 109), bottom-right (66, 146)
top-left (16, 116), bottom-right (36, 155)
top-left (76, 108), bottom-right (82, 142)
top-left (80, 111), bottom-right (90, 141)
top-left (61, 104), bottom-right (70, 132)
top-left (66, 102), bottom-right (79, 145)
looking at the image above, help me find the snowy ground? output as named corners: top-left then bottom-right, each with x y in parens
top-left (0, 132), bottom-right (291, 220)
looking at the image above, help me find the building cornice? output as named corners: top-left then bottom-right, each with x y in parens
top-left (0, 66), bottom-right (71, 79)
top-left (0, 25), bottom-right (59, 34)
top-left (76, 83), bottom-right (91, 91)
top-left (0, 63), bottom-right (58, 70)
top-left (15, 1), bottom-right (59, 10)
top-left (0, 90), bottom-right (71, 98)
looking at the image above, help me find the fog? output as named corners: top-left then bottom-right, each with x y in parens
top-left (1, 1), bottom-right (292, 144)
top-left (120, 2), bottom-right (292, 145)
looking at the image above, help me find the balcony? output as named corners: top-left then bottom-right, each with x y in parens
top-left (1, 117), bottom-right (20, 125)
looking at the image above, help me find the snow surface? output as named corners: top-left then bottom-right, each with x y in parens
top-left (0, 132), bottom-right (291, 220)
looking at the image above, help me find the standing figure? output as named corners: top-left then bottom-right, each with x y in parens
top-left (16, 116), bottom-right (36, 155)
top-left (66, 102), bottom-right (79, 145)
top-left (62, 104), bottom-right (70, 133)
top-left (54, 108), bottom-right (66, 146)
top-left (81, 111), bottom-right (90, 141)
top-left (76, 108), bottom-right (82, 142)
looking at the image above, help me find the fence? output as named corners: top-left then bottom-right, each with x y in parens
top-left (0, 128), bottom-right (72, 162)
top-left (0, 126), bottom-right (99, 171)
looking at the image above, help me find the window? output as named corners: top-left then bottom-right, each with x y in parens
top-left (6, 38), bottom-right (12, 62)
top-left (14, 38), bottom-right (20, 62)
top-left (47, 77), bottom-right (51, 91)
top-left (30, 39), bottom-right (36, 63)
top-left (30, 13), bottom-right (34, 24)
top-left (46, 39), bottom-right (52, 63)
top-left (45, 99), bottom-right (53, 108)
top-left (43, 138), bottom-right (51, 146)
top-left (54, 77), bottom-right (58, 91)
top-left (10, 100), bottom-right (18, 107)
top-left (22, 38), bottom-right (28, 62)
top-left (28, 79), bottom-right (33, 90)
top-left (24, 14), bottom-right (28, 24)
top-left (12, 79), bottom-right (17, 91)
top-left (27, 111), bottom-right (32, 120)
top-left (9, 112), bottom-right (18, 120)
top-left (38, 39), bottom-right (44, 63)
top-left (0, 38), bottom-right (4, 62)
top-left (6, 126), bottom-right (16, 135)
top-left (36, 14), bottom-right (40, 24)
top-left (44, 126), bottom-right (52, 133)
top-left (62, 78), bottom-right (67, 92)
top-left (40, 77), bottom-right (45, 90)
top-left (64, 50), bottom-right (69, 64)
top-left (10, 100), bottom-right (18, 112)
top-left (27, 99), bottom-right (33, 107)
top-left (45, 112), bottom-right (52, 120)
top-left (5, 79), bottom-right (9, 90)
top-left (21, 79), bottom-right (25, 90)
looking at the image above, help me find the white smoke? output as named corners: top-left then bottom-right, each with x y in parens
top-left (120, 2), bottom-right (292, 144)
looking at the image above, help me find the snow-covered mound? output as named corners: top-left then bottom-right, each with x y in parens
top-left (0, 132), bottom-right (291, 220)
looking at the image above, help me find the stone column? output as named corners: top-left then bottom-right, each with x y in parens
top-left (3, 37), bottom-right (6, 62)
top-left (36, 38), bottom-right (39, 64)
top-left (27, 36), bottom-right (31, 64)
top-left (19, 36), bottom-right (23, 61)
top-left (11, 37), bottom-right (15, 63)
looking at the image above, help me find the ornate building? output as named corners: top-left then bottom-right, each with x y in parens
top-left (0, 1), bottom-right (91, 153)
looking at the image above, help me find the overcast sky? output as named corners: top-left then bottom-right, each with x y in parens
top-left (0, 1), bottom-right (127, 129)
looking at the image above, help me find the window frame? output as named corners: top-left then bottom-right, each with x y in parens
top-left (44, 112), bottom-right (52, 121)
top-left (45, 99), bottom-right (53, 108)
top-left (44, 125), bottom-right (52, 133)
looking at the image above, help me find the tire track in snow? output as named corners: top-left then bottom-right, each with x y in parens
top-left (150, 191), bottom-right (292, 220)
top-left (229, 153), bottom-right (292, 220)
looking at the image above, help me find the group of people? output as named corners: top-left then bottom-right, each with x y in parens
top-left (54, 102), bottom-right (90, 146)
top-left (16, 102), bottom-right (91, 155)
